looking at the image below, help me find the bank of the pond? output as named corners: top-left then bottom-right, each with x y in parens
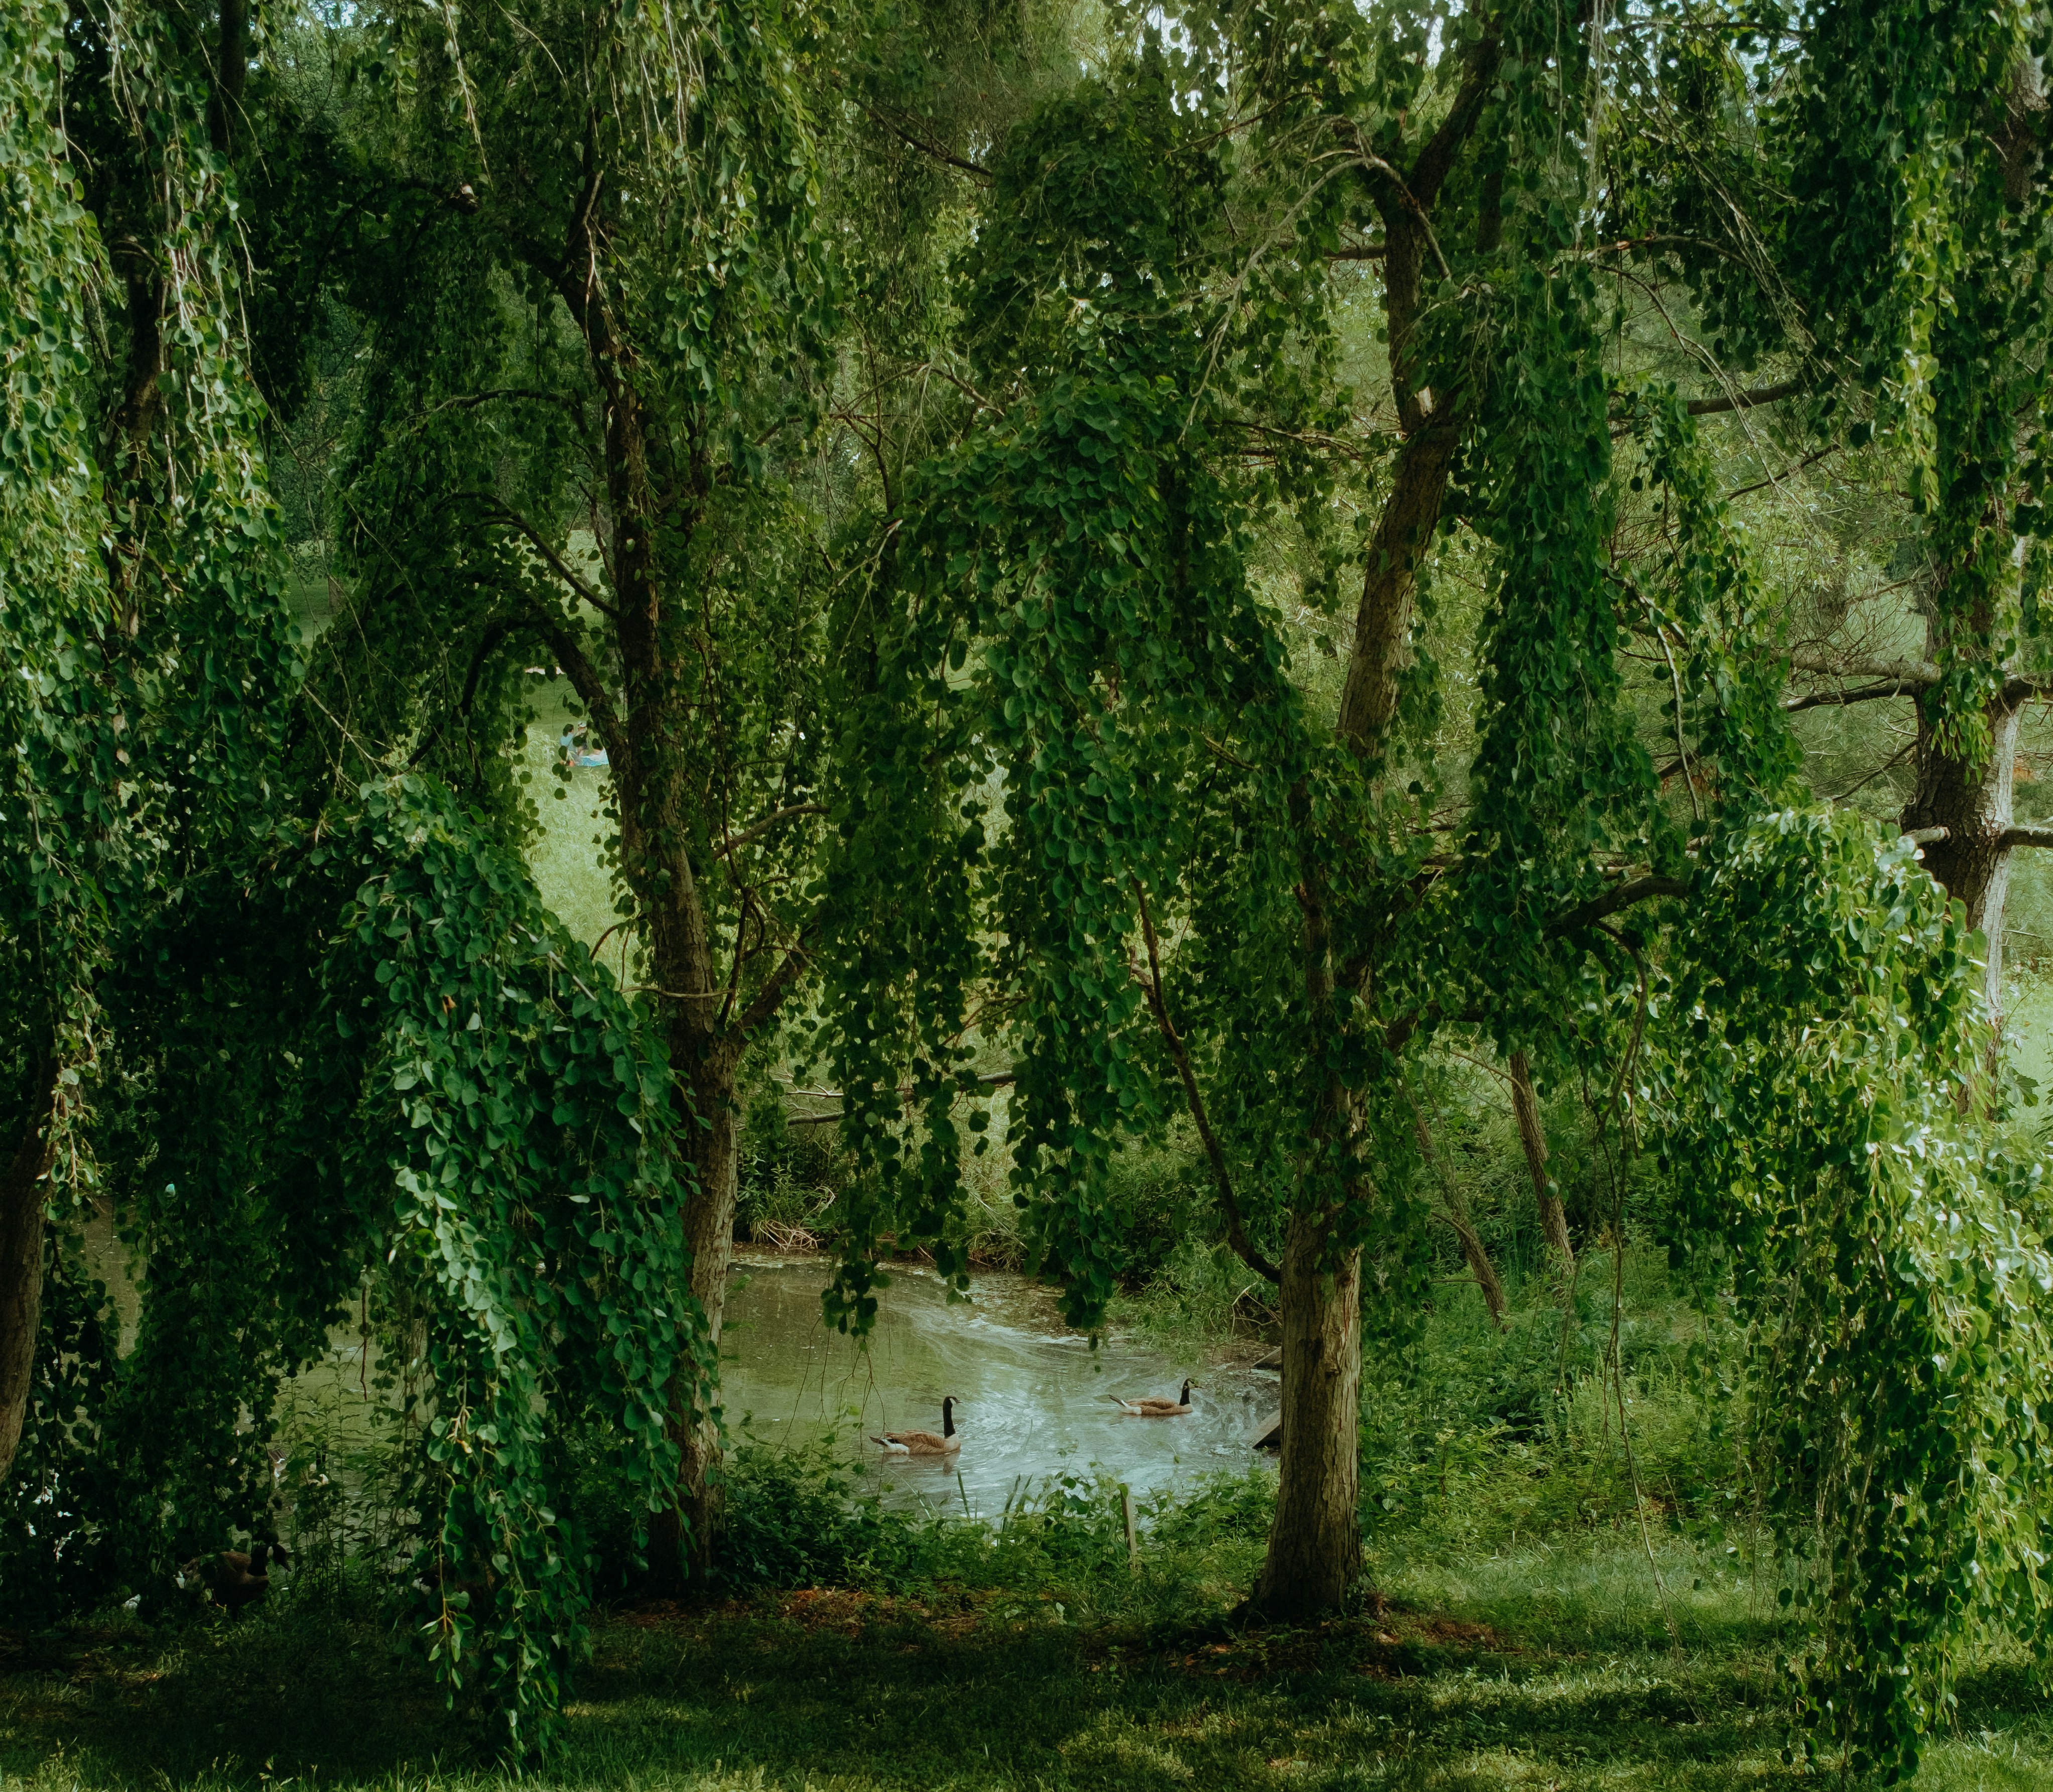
top-left (4, 1532), bottom-right (2047, 1791)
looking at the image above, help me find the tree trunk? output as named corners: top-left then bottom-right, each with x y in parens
top-left (1509, 1049), bottom-right (1573, 1263)
top-left (0, 1048), bottom-right (61, 1485)
top-left (1900, 664), bottom-right (2025, 1024)
top-left (1249, 1214), bottom-right (1363, 1620)
top-left (669, 1042), bottom-right (741, 1582)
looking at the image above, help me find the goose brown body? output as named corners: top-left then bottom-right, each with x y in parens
top-left (185, 1540), bottom-right (286, 1614)
top-left (1110, 1379), bottom-right (1195, 1416)
top-left (872, 1396), bottom-right (961, 1455)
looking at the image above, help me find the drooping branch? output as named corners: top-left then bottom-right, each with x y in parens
top-left (514, 598), bottom-right (624, 762)
top-left (408, 610), bottom-right (539, 767)
top-left (735, 923), bottom-right (820, 1038)
top-left (1133, 881), bottom-right (1280, 1285)
top-left (449, 494), bottom-right (620, 621)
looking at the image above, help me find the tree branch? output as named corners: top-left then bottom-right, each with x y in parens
top-left (856, 101), bottom-right (993, 182)
top-left (408, 610), bottom-right (537, 767)
top-left (2001, 824), bottom-right (2053, 849)
top-left (1784, 680), bottom-right (1929, 712)
top-left (1788, 650), bottom-right (1941, 689)
top-left (449, 495), bottom-right (620, 621)
top-left (1406, 27), bottom-right (1503, 208)
top-left (1133, 880), bottom-right (1279, 1284)
top-left (1409, 1101), bottom-right (1507, 1328)
top-left (515, 599), bottom-right (623, 760)
top-left (1685, 379), bottom-right (1801, 417)
top-left (1726, 443), bottom-right (1839, 499)
top-left (714, 803), bottom-right (827, 860)
top-left (736, 926), bottom-right (818, 1038)
top-left (1547, 874), bottom-right (1690, 936)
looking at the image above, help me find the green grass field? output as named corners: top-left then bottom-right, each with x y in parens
top-left (5, 1529), bottom-right (2047, 1790)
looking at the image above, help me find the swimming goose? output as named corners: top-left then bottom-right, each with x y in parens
top-left (872, 1396), bottom-right (961, 1455)
top-left (1110, 1380), bottom-right (1195, 1416)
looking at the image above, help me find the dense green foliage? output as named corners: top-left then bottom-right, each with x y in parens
top-left (7, 0), bottom-right (2053, 1776)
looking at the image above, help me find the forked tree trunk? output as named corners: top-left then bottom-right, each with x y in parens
top-left (1249, 1215), bottom-right (1363, 1621)
top-left (0, 1049), bottom-right (61, 1485)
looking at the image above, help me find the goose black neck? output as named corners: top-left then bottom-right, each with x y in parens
top-left (1178, 1381), bottom-right (1191, 1404)
top-left (942, 1397), bottom-right (955, 1438)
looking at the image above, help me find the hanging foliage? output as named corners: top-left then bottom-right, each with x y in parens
top-left (5, 776), bottom-right (708, 1753)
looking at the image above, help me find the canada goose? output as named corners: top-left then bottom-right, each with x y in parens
top-left (183, 1540), bottom-right (284, 1615)
top-left (1110, 1380), bottom-right (1195, 1417)
top-left (872, 1396), bottom-right (961, 1455)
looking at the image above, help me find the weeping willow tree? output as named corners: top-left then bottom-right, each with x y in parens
top-left (0, 0), bottom-right (294, 1484)
top-left (817, 0), bottom-right (2053, 1776)
top-left (1, 1), bottom-right (711, 1752)
top-left (264, 0), bottom-right (848, 1581)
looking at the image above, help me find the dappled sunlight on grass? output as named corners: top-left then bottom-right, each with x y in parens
top-left (4, 1540), bottom-right (2047, 1791)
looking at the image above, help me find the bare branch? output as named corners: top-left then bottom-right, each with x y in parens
top-left (1726, 443), bottom-right (1839, 499)
top-left (1785, 680), bottom-right (1927, 713)
top-left (2001, 824), bottom-right (2053, 849)
top-left (1788, 651), bottom-right (1941, 689)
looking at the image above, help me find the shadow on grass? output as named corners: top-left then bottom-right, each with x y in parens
top-left (4, 1584), bottom-right (2047, 1791)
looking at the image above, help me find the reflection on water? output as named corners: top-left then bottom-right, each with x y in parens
top-left (721, 1257), bottom-right (1275, 1513)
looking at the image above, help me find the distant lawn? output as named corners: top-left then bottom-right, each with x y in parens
top-left (5, 1535), bottom-right (2046, 1790)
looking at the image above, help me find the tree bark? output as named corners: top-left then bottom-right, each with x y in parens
top-left (1508, 1049), bottom-right (1573, 1263)
top-left (1248, 1213), bottom-right (1363, 1621)
top-left (1899, 623), bottom-right (2028, 1023)
top-left (668, 1042), bottom-right (742, 1579)
top-left (1246, 54), bottom-right (1494, 1619)
top-left (531, 164), bottom-right (818, 1592)
top-left (0, 1047), bottom-right (61, 1485)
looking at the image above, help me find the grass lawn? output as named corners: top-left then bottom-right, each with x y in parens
top-left (4, 1535), bottom-right (2047, 1791)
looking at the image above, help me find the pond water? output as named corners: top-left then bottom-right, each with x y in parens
top-left (721, 1256), bottom-right (1276, 1514)
top-left (75, 1222), bottom-right (1276, 1524)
